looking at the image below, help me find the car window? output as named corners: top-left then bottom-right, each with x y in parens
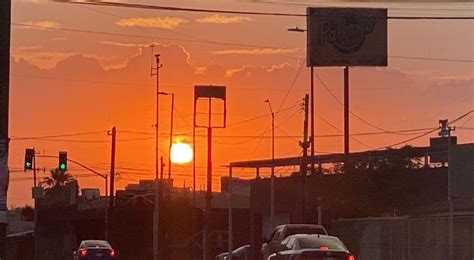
top-left (272, 227), bottom-right (283, 240)
top-left (83, 241), bottom-right (111, 248)
top-left (285, 227), bottom-right (327, 238)
top-left (298, 237), bottom-right (347, 251)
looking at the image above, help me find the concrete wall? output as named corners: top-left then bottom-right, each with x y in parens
top-left (333, 215), bottom-right (474, 260)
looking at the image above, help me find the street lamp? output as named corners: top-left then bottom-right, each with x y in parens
top-left (287, 26), bottom-right (315, 175)
top-left (264, 99), bottom-right (275, 229)
top-left (158, 91), bottom-right (175, 190)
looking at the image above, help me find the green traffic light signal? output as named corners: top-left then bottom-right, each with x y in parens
top-left (24, 148), bottom-right (34, 170)
top-left (59, 151), bottom-right (67, 171)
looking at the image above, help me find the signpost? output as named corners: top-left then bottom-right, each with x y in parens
top-left (193, 85), bottom-right (226, 260)
top-left (306, 7), bottom-right (387, 168)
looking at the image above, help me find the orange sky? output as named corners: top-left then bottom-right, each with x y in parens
top-left (8, 0), bottom-right (474, 207)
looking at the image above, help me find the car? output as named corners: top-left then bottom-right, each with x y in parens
top-left (216, 245), bottom-right (251, 260)
top-left (268, 234), bottom-right (354, 260)
top-left (262, 224), bottom-right (328, 260)
top-left (73, 240), bottom-right (116, 260)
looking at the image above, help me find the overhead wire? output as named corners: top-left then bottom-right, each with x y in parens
top-left (377, 109), bottom-right (474, 149)
top-left (314, 71), bottom-right (416, 136)
top-left (11, 23), bottom-right (474, 63)
top-left (60, 1), bottom-right (474, 19)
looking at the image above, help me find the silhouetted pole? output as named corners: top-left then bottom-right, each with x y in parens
top-left (168, 94), bottom-right (174, 182)
top-left (0, 1), bottom-right (10, 258)
top-left (265, 100), bottom-right (275, 229)
top-left (106, 127), bottom-right (116, 241)
top-left (300, 95), bottom-right (309, 222)
top-left (203, 98), bottom-right (213, 260)
top-left (108, 127), bottom-right (116, 207)
top-left (152, 54), bottom-right (162, 260)
top-left (227, 166), bottom-right (233, 260)
top-left (310, 67), bottom-right (315, 175)
top-left (158, 91), bottom-right (175, 198)
top-left (344, 66), bottom-right (350, 169)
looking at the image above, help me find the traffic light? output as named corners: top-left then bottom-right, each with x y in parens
top-left (59, 151), bottom-right (67, 171)
top-left (24, 148), bottom-right (34, 170)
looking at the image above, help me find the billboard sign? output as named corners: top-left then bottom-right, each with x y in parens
top-left (307, 7), bottom-right (388, 67)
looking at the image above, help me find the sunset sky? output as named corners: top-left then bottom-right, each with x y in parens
top-left (8, 0), bottom-right (474, 207)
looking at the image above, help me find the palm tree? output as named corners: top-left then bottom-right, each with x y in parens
top-left (43, 168), bottom-right (75, 195)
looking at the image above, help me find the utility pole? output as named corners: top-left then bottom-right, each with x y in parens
top-left (106, 127), bottom-right (116, 241)
top-left (310, 67), bottom-right (315, 175)
top-left (300, 95), bottom-right (309, 223)
top-left (344, 66), bottom-right (350, 171)
top-left (0, 1), bottom-right (11, 257)
top-left (160, 156), bottom-right (164, 207)
top-left (265, 99), bottom-right (275, 229)
top-left (108, 127), bottom-right (116, 208)
top-left (152, 54), bottom-right (162, 260)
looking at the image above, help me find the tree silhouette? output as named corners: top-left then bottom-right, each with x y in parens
top-left (43, 168), bottom-right (75, 195)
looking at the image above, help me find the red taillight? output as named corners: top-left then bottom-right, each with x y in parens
top-left (79, 249), bottom-right (88, 257)
top-left (320, 246), bottom-right (329, 251)
top-left (110, 249), bottom-right (116, 257)
top-left (348, 254), bottom-right (355, 260)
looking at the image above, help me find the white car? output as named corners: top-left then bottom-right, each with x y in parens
top-left (268, 234), bottom-right (354, 260)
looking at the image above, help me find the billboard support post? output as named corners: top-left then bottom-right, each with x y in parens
top-left (194, 85), bottom-right (226, 260)
top-left (344, 66), bottom-right (350, 171)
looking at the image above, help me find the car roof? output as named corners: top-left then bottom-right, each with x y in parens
top-left (276, 224), bottom-right (325, 229)
top-left (284, 234), bottom-right (340, 240)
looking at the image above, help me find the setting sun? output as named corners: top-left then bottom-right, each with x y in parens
top-left (170, 142), bottom-right (193, 164)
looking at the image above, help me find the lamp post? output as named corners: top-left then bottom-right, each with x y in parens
top-left (158, 91), bottom-right (175, 194)
top-left (264, 99), bottom-right (275, 229)
top-left (287, 27), bottom-right (315, 175)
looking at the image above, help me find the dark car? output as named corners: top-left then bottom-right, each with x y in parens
top-left (268, 234), bottom-right (355, 260)
top-left (73, 240), bottom-right (116, 260)
top-left (262, 224), bottom-right (328, 259)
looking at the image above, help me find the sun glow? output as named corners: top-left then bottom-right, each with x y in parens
top-left (170, 142), bottom-right (193, 164)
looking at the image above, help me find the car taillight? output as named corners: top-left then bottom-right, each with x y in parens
top-left (348, 254), bottom-right (355, 260)
top-left (110, 249), bottom-right (116, 257)
top-left (320, 246), bottom-right (329, 251)
top-left (79, 249), bottom-right (88, 257)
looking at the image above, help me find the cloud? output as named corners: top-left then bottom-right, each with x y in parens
top-left (116, 17), bottom-right (188, 29)
top-left (196, 14), bottom-right (253, 24)
top-left (21, 21), bottom-right (61, 29)
top-left (212, 48), bottom-right (299, 56)
top-left (99, 41), bottom-right (153, 48)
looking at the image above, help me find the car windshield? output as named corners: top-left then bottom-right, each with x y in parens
top-left (83, 241), bottom-right (110, 248)
top-left (298, 237), bottom-right (347, 251)
top-left (286, 227), bottom-right (326, 237)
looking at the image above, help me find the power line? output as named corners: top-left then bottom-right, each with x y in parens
top-left (314, 71), bottom-right (417, 136)
top-left (10, 131), bottom-right (106, 140)
top-left (11, 22), bottom-right (295, 52)
top-left (391, 55), bottom-right (474, 63)
top-left (259, 0), bottom-right (474, 12)
top-left (314, 113), bottom-right (374, 149)
top-left (11, 23), bottom-right (474, 63)
top-left (277, 62), bottom-right (304, 112)
top-left (378, 109), bottom-right (474, 149)
top-left (61, 1), bottom-right (474, 19)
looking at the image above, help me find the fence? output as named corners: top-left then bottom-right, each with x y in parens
top-left (333, 215), bottom-right (474, 260)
